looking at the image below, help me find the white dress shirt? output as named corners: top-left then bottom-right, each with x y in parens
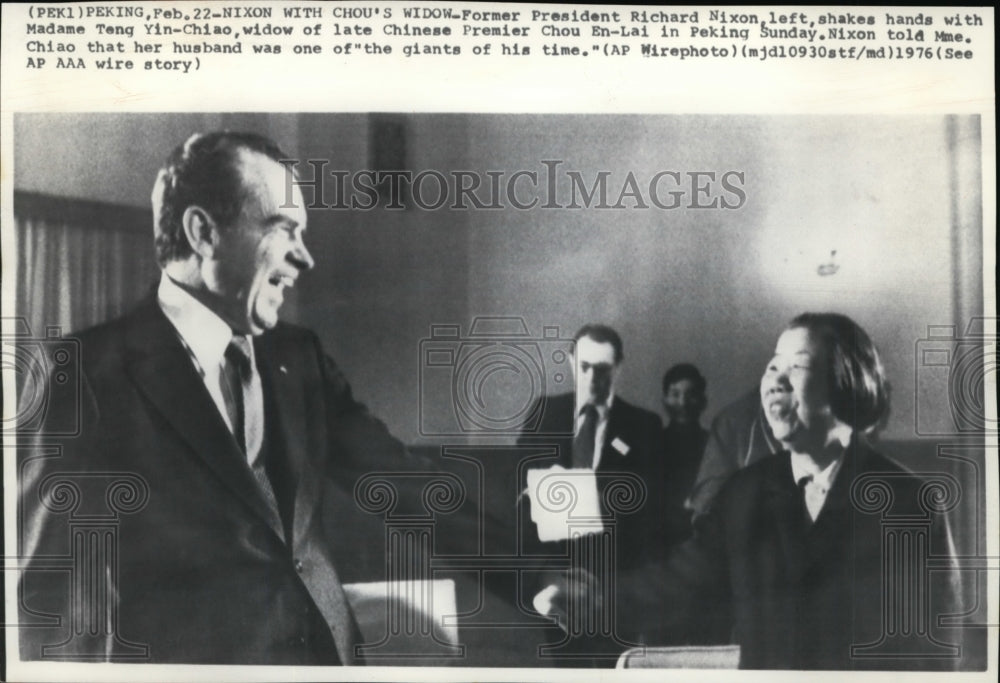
top-left (575, 393), bottom-right (613, 470)
top-left (790, 451), bottom-right (844, 522)
top-left (157, 274), bottom-right (262, 460)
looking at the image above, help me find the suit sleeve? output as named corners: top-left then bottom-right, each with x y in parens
top-left (687, 404), bottom-right (747, 519)
top-left (620, 407), bottom-right (738, 643)
top-left (930, 500), bottom-right (968, 671)
top-left (312, 332), bottom-right (425, 480)
top-left (311, 333), bottom-right (488, 557)
top-left (617, 486), bottom-right (732, 644)
top-left (18, 365), bottom-right (114, 660)
top-left (640, 409), bottom-right (663, 456)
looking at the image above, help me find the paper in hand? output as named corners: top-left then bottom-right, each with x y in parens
top-left (526, 465), bottom-right (604, 542)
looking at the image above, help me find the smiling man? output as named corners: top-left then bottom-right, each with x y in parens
top-left (659, 363), bottom-right (709, 516)
top-left (18, 132), bottom-right (414, 665)
top-left (153, 132), bottom-right (315, 337)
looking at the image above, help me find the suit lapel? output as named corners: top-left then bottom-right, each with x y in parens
top-left (806, 440), bottom-right (872, 558)
top-left (124, 300), bottom-right (285, 541)
top-left (766, 442), bottom-right (874, 576)
top-left (548, 393), bottom-right (635, 469)
top-left (254, 333), bottom-right (319, 548)
top-left (597, 400), bottom-right (630, 472)
top-left (555, 393), bottom-right (576, 468)
top-left (763, 454), bottom-right (809, 581)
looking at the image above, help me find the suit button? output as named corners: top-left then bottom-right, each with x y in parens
top-left (294, 558), bottom-right (304, 572)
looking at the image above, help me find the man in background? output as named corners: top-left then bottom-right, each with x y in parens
top-left (513, 324), bottom-right (689, 665)
top-left (686, 387), bottom-right (780, 519)
top-left (659, 362), bottom-right (709, 518)
top-left (518, 324), bottom-right (678, 566)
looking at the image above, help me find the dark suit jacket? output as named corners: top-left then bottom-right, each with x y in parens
top-left (660, 423), bottom-right (708, 514)
top-left (18, 297), bottom-right (416, 665)
top-left (687, 388), bottom-right (779, 519)
top-left (623, 439), bottom-right (962, 669)
top-left (516, 392), bottom-right (683, 572)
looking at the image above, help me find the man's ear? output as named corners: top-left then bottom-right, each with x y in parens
top-left (181, 206), bottom-right (219, 259)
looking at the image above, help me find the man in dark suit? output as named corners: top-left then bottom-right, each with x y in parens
top-left (658, 362), bottom-right (710, 518)
top-left (517, 325), bottom-right (679, 565)
top-left (514, 325), bottom-right (687, 663)
top-left (17, 132), bottom-right (421, 665)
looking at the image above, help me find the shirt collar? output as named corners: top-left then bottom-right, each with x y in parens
top-left (790, 451), bottom-right (843, 492)
top-left (576, 391), bottom-right (614, 419)
top-left (157, 273), bottom-right (236, 374)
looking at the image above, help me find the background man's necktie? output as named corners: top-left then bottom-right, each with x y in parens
top-left (222, 335), bottom-right (284, 539)
top-left (573, 403), bottom-right (599, 469)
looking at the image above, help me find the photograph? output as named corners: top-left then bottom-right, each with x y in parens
top-left (2, 3), bottom-right (995, 681)
top-left (7, 112), bottom-right (989, 672)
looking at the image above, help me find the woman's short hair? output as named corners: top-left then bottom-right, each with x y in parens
top-left (788, 312), bottom-right (890, 433)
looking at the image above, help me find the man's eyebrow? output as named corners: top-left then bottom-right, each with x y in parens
top-left (265, 215), bottom-right (304, 231)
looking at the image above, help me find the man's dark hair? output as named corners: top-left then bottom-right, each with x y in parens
top-left (152, 131), bottom-right (289, 266)
top-left (787, 312), bottom-right (890, 433)
top-left (573, 324), bottom-right (624, 364)
top-left (662, 362), bottom-right (707, 396)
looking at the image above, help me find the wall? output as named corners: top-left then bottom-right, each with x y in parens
top-left (13, 113), bottom-right (982, 444)
top-left (292, 115), bottom-right (980, 444)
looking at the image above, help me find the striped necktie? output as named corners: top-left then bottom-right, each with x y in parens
top-left (222, 335), bottom-right (283, 540)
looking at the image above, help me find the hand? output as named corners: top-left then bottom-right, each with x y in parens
top-left (533, 567), bottom-right (602, 634)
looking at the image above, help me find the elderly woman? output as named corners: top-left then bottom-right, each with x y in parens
top-left (549, 313), bottom-right (961, 669)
